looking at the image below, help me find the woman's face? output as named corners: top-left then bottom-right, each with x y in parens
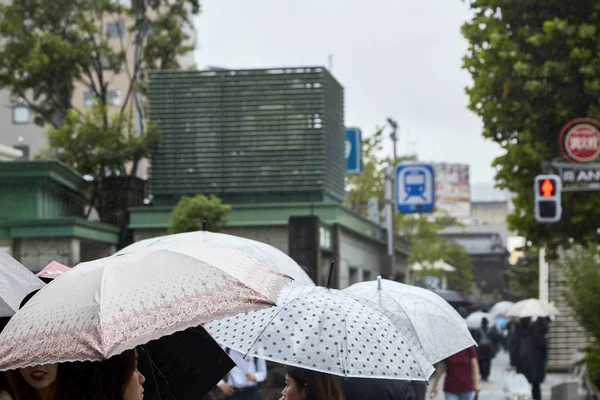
top-left (281, 374), bottom-right (305, 400)
top-left (123, 367), bottom-right (145, 400)
top-left (19, 363), bottom-right (58, 391)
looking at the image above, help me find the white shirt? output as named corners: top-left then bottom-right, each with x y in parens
top-left (218, 348), bottom-right (267, 389)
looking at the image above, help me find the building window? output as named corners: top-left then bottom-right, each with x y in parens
top-left (84, 91), bottom-right (122, 107)
top-left (108, 90), bottom-right (123, 106)
top-left (363, 270), bottom-right (372, 282)
top-left (349, 267), bottom-right (359, 285)
top-left (83, 92), bottom-right (96, 107)
top-left (13, 105), bottom-right (30, 124)
top-left (107, 22), bottom-right (124, 38)
top-left (100, 54), bottom-right (113, 69)
top-left (319, 226), bottom-right (332, 250)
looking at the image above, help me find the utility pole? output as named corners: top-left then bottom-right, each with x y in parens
top-left (539, 247), bottom-right (549, 302)
top-left (133, 16), bottom-right (144, 178)
top-left (386, 118), bottom-right (399, 281)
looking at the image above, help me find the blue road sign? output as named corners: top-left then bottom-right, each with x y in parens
top-left (396, 163), bottom-right (435, 213)
top-left (345, 128), bottom-right (363, 175)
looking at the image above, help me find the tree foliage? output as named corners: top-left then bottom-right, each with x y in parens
top-left (169, 194), bottom-right (232, 234)
top-left (461, 0), bottom-right (600, 252)
top-left (0, 0), bottom-right (200, 178)
top-left (346, 128), bottom-right (473, 293)
top-left (41, 100), bottom-right (160, 178)
top-left (505, 250), bottom-right (539, 298)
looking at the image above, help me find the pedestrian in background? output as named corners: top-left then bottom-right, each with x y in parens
top-left (509, 317), bottom-right (549, 400)
top-left (429, 346), bottom-right (481, 400)
top-left (218, 348), bottom-right (267, 400)
top-left (472, 318), bottom-right (498, 382)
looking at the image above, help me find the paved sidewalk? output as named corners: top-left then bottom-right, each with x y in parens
top-left (427, 351), bottom-right (573, 400)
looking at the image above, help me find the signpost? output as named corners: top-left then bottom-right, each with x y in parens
top-left (395, 163), bottom-right (435, 213)
top-left (345, 128), bottom-right (363, 175)
top-left (551, 162), bottom-right (600, 191)
top-left (558, 118), bottom-right (600, 163)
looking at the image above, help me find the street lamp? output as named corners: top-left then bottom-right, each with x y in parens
top-left (386, 118), bottom-right (401, 281)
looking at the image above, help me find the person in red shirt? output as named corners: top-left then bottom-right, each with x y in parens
top-left (429, 347), bottom-right (481, 400)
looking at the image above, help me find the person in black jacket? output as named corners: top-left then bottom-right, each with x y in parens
top-left (471, 318), bottom-right (499, 382)
top-left (509, 317), bottom-right (548, 400)
top-left (341, 377), bottom-right (417, 400)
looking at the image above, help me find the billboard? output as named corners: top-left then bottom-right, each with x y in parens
top-left (345, 128), bottom-right (363, 175)
top-left (434, 163), bottom-right (471, 218)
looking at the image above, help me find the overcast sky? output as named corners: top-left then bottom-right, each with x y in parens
top-left (193, 0), bottom-right (505, 185)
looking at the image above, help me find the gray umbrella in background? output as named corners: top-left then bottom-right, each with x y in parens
top-left (0, 251), bottom-right (44, 318)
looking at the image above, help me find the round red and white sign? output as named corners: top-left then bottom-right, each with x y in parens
top-left (559, 118), bottom-right (600, 163)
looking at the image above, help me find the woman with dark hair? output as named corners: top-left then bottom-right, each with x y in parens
top-left (0, 373), bottom-right (12, 400)
top-left (0, 317), bottom-right (13, 399)
top-left (7, 363), bottom-right (61, 400)
top-left (280, 366), bottom-right (343, 400)
top-left (8, 350), bottom-right (144, 400)
top-left (62, 349), bottom-right (145, 400)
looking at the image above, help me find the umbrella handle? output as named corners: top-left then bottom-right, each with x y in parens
top-left (326, 260), bottom-right (335, 289)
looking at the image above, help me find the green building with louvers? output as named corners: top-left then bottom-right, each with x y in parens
top-left (148, 67), bottom-right (345, 206)
top-left (130, 66), bottom-right (411, 287)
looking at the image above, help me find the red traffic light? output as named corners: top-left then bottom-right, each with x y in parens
top-left (539, 179), bottom-right (555, 198)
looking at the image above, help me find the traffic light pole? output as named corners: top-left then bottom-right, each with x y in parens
top-left (539, 247), bottom-right (549, 302)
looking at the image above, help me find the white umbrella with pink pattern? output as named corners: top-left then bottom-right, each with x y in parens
top-left (0, 243), bottom-right (291, 370)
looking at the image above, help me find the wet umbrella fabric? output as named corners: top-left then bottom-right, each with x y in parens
top-left (117, 231), bottom-right (315, 286)
top-left (0, 248), bottom-right (291, 371)
top-left (506, 298), bottom-right (560, 318)
top-left (35, 261), bottom-right (71, 284)
top-left (0, 251), bottom-right (44, 317)
top-left (465, 311), bottom-right (495, 330)
top-left (344, 278), bottom-right (475, 363)
top-left (205, 284), bottom-right (435, 381)
top-left (489, 301), bottom-right (514, 318)
top-left (20, 265), bottom-right (234, 400)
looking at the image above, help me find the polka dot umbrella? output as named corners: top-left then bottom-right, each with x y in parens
top-left (204, 283), bottom-right (436, 381)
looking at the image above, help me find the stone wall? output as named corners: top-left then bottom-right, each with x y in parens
top-left (339, 229), bottom-right (386, 288)
top-left (338, 228), bottom-right (407, 288)
top-left (224, 226), bottom-right (289, 254)
top-left (13, 237), bottom-right (80, 272)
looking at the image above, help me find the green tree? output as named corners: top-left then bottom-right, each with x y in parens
top-left (563, 245), bottom-right (600, 386)
top-left (505, 249), bottom-right (539, 298)
top-left (43, 101), bottom-right (159, 179)
top-left (0, 0), bottom-right (200, 176)
top-left (169, 194), bottom-right (232, 234)
top-left (346, 128), bottom-right (473, 293)
top-left (461, 0), bottom-right (600, 253)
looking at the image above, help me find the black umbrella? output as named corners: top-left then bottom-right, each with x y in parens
top-left (138, 326), bottom-right (235, 400)
top-left (341, 377), bottom-right (419, 400)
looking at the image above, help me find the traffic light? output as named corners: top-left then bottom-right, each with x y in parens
top-left (534, 174), bottom-right (562, 223)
